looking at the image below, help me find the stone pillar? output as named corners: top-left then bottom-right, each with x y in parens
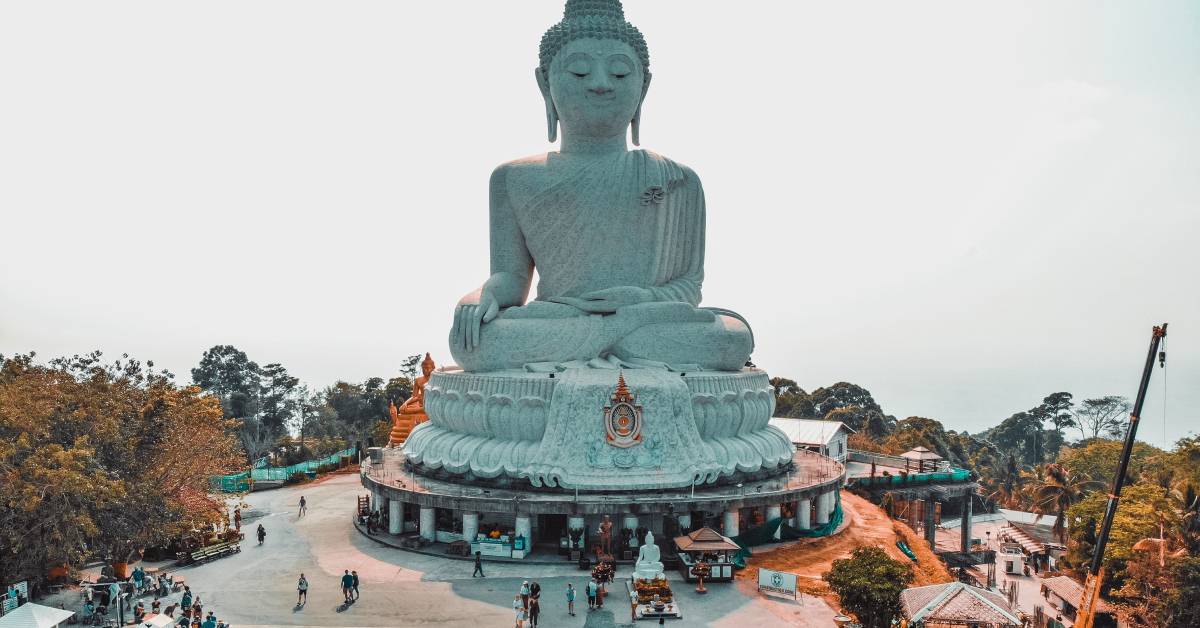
top-left (388, 499), bottom-right (402, 535)
top-left (960, 493), bottom-right (973, 554)
top-left (624, 515), bottom-right (640, 547)
top-left (419, 506), bottom-right (435, 542)
top-left (796, 497), bottom-right (812, 530)
top-left (815, 492), bottom-right (831, 525)
top-left (766, 505), bottom-right (783, 540)
top-left (515, 515), bottom-right (532, 546)
top-left (462, 512), bottom-right (479, 543)
top-left (924, 499), bottom-right (937, 547)
top-left (723, 510), bottom-right (740, 538)
top-left (677, 513), bottom-right (692, 531)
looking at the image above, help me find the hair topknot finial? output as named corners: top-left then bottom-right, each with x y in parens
top-left (539, 0), bottom-right (650, 77)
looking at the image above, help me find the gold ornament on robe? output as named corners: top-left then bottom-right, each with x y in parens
top-left (389, 353), bottom-right (436, 446)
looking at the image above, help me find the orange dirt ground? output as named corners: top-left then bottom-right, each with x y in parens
top-left (736, 490), bottom-right (953, 608)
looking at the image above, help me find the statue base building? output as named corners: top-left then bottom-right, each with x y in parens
top-left (360, 369), bottom-right (845, 562)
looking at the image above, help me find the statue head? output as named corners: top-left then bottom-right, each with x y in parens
top-left (421, 352), bottom-right (435, 377)
top-left (537, 0), bottom-right (651, 145)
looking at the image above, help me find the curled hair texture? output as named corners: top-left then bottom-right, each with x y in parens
top-left (539, 0), bottom-right (650, 77)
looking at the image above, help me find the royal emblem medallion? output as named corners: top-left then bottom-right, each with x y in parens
top-left (603, 372), bottom-right (643, 448)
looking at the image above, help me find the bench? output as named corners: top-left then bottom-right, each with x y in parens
top-left (175, 540), bottom-right (241, 565)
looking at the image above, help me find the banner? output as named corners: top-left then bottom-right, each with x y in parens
top-left (757, 568), bottom-right (798, 600)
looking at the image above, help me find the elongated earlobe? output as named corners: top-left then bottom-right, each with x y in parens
top-left (535, 68), bottom-right (558, 143)
top-left (632, 73), bottom-right (652, 147)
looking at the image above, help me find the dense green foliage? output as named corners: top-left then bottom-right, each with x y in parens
top-left (0, 352), bottom-right (242, 583)
top-left (191, 344), bottom-right (420, 462)
top-left (823, 546), bottom-right (914, 628)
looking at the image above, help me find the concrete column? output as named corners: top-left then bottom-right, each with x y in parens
top-left (796, 497), bottom-right (812, 530)
top-left (766, 505), bottom-right (783, 539)
top-left (816, 492), bottom-right (832, 525)
top-left (924, 499), bottom-right (937, 547)
top-left (723, 510), bottom-right (740, 537)
top-left (515, 515), bottom-right (532, 545)
top-left (960, 494), bottom-right (973, 553)
top-left (624, 515), bottom-right (640, 546)
top-left (388, 499), bottom-right (402, 535)
top-left (462, 512), bottom-right (479, 543)
top-left (419, 506), bottom-right (436, 541)
top-left (677, 513), bottom-right (692, 531)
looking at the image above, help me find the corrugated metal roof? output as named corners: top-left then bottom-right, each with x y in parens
top-left (767, 418), bottom-right (852, 446)
top-left (1041, 575), bottom-right (1110, 612)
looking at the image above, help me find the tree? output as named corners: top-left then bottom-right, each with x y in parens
top-left (1029, 463), bottom-right (1102, 543)
top-left (1073, 395), bottom-right (1131, 440)
top-left (1057, 440), bottom-right (1164, 488)
top-left (1161, 557), bottom-right (1200, 627)
top-left (1066, 482), bottom-right (1178, 587)
top-left (986, 453), bottom-right (1028, 510)
top-left (769, 377), bottom-right (812, 418)
top-left (0, 352), bottom-right (241, 583)
top-left (823, 546), bottom-right (914, 628)
top-left (987, 411), bottom-right (1050, 466)
top-left (190, 345), bottom-right (262, 419)
top-left (259, 362), bottom-right (300, 434)
top-left (1030, 392), bottom-right (1075, 459)
top-left (399, 354), bottom-right (422, 379)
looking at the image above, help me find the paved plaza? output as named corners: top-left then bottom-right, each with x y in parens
top-left (159, 473), bottom-right (827, 627)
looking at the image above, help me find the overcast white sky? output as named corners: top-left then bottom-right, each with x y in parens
top-left (2, 1), bottom-right (1197, 445)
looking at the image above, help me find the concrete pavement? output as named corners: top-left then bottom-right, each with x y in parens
top-left (168, 473), bottom-right (823, 627)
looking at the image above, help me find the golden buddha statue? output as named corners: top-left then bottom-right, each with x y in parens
top-left (389, 353), bottom-right (436, 446)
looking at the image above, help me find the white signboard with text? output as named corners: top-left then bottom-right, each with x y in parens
top-left (757, 568), bottom-right (799, 600)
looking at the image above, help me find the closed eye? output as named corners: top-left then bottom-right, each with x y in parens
top-left (571, 72), bottom-right (589, 78)
top-left (613, 73), bottom-right (628, 79)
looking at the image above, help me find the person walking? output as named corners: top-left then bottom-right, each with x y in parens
top-left (351, 570), bottom-right (360, 600)
top-left (340, 570), bottom-right (354, 603)
top-left (180, 587), bottom-right (192, 614)
top-left (299, 495), bottom-right (307, 517)
top-left (565, 583), bottom-right (576, 616)
top-left (233, 508), bottom-right (242, 531)
top-left (296, 573), bottom-right (308, 605)
top-left (512, 595), bottom-right (525, 628)
top-left (585, 578), bottom-right (597, 611)
top-left (257, 523), bottom-right (266, 545)
top-left (527, 596), bottom-right (540, 627)
top-left (519, 580), bottom-right (530, 609)
top-left (472, 551), bottom-right (484, 577)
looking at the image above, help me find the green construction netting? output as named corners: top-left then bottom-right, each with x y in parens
top-left (210, 448), bottom-right (356, 492)
top-left (730, 491), bottom-right (844, 568)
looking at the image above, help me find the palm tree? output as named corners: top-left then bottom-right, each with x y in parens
top-left (986, 453), bottom-right (1026, 509)
top-left (1031, 463), bottom-right (1103, 544)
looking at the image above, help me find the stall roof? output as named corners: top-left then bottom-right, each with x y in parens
top-left (900, 446), bottom-right (943, 461)
top-left (674, 527), bottom-right (740, 552)
top-left (0, 603), bottom-right (76, 628)
top-left (900, 582), bottom-right (1021, 626)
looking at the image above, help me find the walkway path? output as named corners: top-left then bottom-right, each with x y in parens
top-left (166, 473), bottom-right (833, 627)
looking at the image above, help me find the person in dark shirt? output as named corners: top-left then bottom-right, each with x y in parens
top-left (351, 571), bottom-right (360, 600)
top-left (473, 551), bottom-right (484, 577)
top-left (340, 570), bottom-right (354, 603)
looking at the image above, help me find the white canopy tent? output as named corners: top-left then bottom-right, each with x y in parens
top-left (0, 603), bottom-right (75, 628)
top-left (140, 613), bottom-right (176, 628)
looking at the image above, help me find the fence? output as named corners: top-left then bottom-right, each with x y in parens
top-left (846, 467), bottom-right (971, 489)
top-left (211, 447), bottom-right (357, 492)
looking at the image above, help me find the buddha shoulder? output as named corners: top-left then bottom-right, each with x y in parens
top-left (490, 151), bottom-right (702, 202)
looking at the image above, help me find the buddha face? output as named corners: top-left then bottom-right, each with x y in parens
top-left (544, 38), bottom-right (646, 141)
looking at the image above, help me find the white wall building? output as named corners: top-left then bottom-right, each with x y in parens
top-left (768, 418), bottom-right (853, 463)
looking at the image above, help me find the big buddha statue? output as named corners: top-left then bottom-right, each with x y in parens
top-left (405, 0), bottom-right (793, 490)
top-left (448, 0), bottom-right (751, 373)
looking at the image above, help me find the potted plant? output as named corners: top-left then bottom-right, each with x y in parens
top-left (691, 561), bottom-right (711, 594)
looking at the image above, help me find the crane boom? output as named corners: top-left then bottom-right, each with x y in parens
top-left (1076, 323), bottom-right (1167, 628)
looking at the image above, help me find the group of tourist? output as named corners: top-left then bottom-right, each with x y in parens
top-left (511, 580), bottom-right (542, 628)
top-left (339, 570), bottom-right (360, 604)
